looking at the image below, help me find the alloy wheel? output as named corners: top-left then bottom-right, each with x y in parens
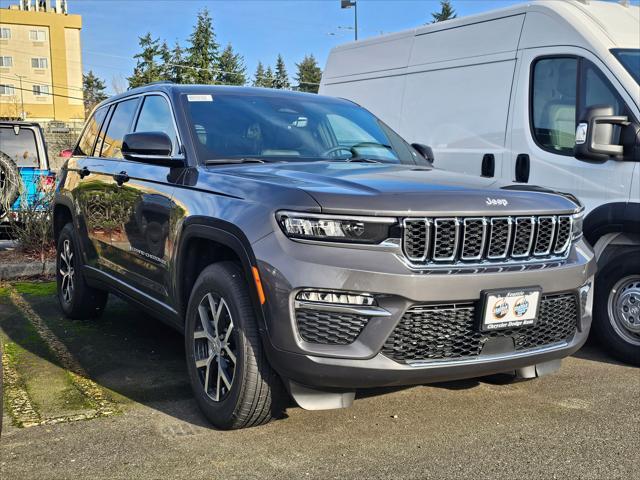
top-left (59, 239), bottom-right (75, 304)
top-left (608, 275), bottom-right (640, 346)
top-left (193, 293), bottom-right (238, 402)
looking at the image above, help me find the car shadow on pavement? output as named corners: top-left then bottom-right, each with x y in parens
top-left (4, 290), bottom-right (217, 429)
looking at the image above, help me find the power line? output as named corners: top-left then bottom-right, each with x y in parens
top-left (0, 83), bottom-right (85, 102)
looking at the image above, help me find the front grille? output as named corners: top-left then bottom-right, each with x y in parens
top-left (296, 309), bottom-right (369, 345)
top-left (382, 293), bottom-right (578, 362)
top-left (402, 215), bottom-right (572, 267)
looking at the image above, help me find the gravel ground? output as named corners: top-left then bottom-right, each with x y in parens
top-left (1, 285), bottom-right (639, 480)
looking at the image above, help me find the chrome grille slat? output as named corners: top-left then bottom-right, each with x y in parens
top-left (534, 216), bottom-right (556, 256)
top-left (554, 216), bottom-right (572, 254)
top-left (401, 214), bottom-right (572, 267)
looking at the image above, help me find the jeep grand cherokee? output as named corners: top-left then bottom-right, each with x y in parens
top-left (53, 84), bottom-right (596, 429)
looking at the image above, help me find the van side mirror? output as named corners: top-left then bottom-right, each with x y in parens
top-left (411, 143), bottom-right (435, 164)
top-left (574, 105), bottom-right (629, 161)
top-left (122, 132), bottom-right (185, 167)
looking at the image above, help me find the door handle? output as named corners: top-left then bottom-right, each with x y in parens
top-left (79, 166), bottom-right (91, 179)
top-left (481, 154), bottom-right (495, 178)
top-left (515, 154), bottom-right (530, 183)
top-left (114, 171), bottom-right (129, 186)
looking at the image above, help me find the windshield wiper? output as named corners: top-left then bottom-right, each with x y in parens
top-left (343, 157), bottom-right (383, 163)
top-left (205, 158), bottom-right (265, 166)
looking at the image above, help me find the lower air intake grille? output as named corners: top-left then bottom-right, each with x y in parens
top-left (382, 293), bottom-right (578, 362)
top-left (296, 309), bottom-right (369, 345)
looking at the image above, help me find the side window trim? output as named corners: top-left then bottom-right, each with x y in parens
top-left (95, 104), bottom-right (115, 158)
top-left (528, 54), bottom-right (580, 157)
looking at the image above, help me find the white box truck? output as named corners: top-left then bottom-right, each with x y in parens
top-left (320, 0), bottom-right (640, 365)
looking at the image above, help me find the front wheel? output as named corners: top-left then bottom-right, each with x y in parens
top-left (184, 262), bottom-right (285, 429)
top-left (593, 251), bottom-right (640, 366)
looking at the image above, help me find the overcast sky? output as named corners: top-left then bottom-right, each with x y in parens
top-left (2, 0), bottom-right (635, 93)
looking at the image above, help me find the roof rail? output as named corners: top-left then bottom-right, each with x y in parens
top-left (127, 80), bottom-right (175, 91)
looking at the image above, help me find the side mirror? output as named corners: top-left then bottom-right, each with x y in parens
top-left (122, 132), bottom-right (185, 167)
top-left (411, 143), bottom-right (435, 164)
top-left (574, 105), bottom-right (629, 161)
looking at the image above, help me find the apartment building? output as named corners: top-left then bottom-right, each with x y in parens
top-left (0, 0), bottom-right (83, 122)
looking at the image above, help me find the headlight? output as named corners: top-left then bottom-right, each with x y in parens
top-left (276, 211), bottom-right (397, 244)
top-left (572, 211), bottom-right (584, 240)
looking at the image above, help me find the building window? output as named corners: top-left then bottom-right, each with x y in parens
top-left (32, 85), bottom-right (50, 96)
top-left (0, 84), bottom-right (15, 96)
top-left (0, 56), bottom-right (12, 67)
top-left (0, 28), bottom-right (10, 39)
top-left (31, 57), bottom-right (48, 69)
top-left (29, 30), bottom-right (46, 42)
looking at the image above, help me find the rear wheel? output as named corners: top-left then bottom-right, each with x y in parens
top-left (56, 223), bottom-right (108, 319)
top-left (593, 251), bottom-right (640, 366)
top-left (185, 262), bottom-right (285, 430)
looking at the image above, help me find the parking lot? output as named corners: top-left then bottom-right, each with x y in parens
top-left (1, 281), bottom-right (638, 480)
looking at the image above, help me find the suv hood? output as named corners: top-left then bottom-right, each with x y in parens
top-left (215, 162), bottom-right (580, 216)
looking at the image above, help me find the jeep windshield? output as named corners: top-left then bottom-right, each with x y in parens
top-left (612, 49), bottom-right (640, 85)
top-left (0, 126), bottom-right (40, 168)
top-left (182, 92), bottom-right (425, 165)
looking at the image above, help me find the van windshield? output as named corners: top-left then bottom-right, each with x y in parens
top-left (612, 49), bottom-right (640, 85)
top-left (182, 92), bottom-right (425, 165)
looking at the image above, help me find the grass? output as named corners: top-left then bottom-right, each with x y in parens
top-left (12, 280), bottom-right (57, 296)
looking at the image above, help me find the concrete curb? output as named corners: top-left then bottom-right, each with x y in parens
top-left (0, 260), bottom-right (55, 281)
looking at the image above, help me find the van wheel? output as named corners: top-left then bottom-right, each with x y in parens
top-left (185, 262), bottom-right (285, 430)
top-left (56, 223), bottom-right (108, 319)
top-left (593, 251), bottom-right (640, 366)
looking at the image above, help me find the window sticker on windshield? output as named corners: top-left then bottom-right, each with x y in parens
top-left (187, 94), bottom-right (213, 102)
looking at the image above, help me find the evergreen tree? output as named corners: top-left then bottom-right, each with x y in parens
top-left (158, 40), bottom-right (172, 81)
top-left (168, 41), bottom-right (188, 84)
top-left (263, 66), bottom-right (276, 89)
top-left (295, 54), bottom-right (322, 93)
top-left (273, 54), bottom-right (290, 89)
top-left (128, 33), bottom-right (163, 88)
top-left (253, 61), bottom-right (266, 87)
top-left (431, 0), bottom-right (457, 23)
top-left (186, 8), bottom-right (219, 84)
top-left (82, 70), bottom-right (108, 116)
top-left (216, 43), bottom-right (247, 86)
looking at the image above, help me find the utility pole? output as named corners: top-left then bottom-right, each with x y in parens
top-left (14, 74), bottom-right (26, 120)
top-left (341, 0), bottom-right (358, 41)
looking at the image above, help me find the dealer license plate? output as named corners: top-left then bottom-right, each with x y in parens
top-left (480, 287), bottom-right (542, 332)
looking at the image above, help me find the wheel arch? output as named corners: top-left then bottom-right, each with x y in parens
top-left (584, 202), bottom-right (640, 262)
top-left (53, 196), bottom-right (75, 242)
top-left (175, 217), bottom-right (267, 332)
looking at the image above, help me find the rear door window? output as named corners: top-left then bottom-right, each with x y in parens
top-left (100, 98), bottom-right (140, 159)
top-left (0, 126), bottom-right (40, 167)
top-left (75, 106), bottom-right (108, 156)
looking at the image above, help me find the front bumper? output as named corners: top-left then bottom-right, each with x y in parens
top-left (253, 230), bottom-right (596, 389)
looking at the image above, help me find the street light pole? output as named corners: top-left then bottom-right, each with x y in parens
top-left (340, 0), bottom-right (358, 42)
top-left (13, 74), bottom-right (26, 120)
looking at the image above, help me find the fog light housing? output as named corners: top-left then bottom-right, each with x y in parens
top-left (295, 290), bottom-right (376, 306)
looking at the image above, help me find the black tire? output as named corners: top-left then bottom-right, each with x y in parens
top-left (593, 250), bottom-right (640, 366)
top-left (185, 262), bottom-right (285, 430)
top-left (0, 151), bottom-right (21, 218)
top-left (56, 223), bottom-right (108, 319)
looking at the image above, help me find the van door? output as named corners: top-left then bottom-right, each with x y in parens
top-left (106, 93), bottom-right (179, 306)
top-left (508, 47), bottom-right (638, 214)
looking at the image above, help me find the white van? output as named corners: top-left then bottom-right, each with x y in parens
top-left (320, 0), bottom-right (640, 365)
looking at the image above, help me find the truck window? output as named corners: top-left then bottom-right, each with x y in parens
top-left (75, 106), bottom-right (108, 156)
top-left (0, 127), bottom-right (39, 167)
top-left (100, 98), bottom-right (139, 159)
top-left (134, 95), bottom-right (178, 154)
top-left (531, 57), bottom-right (578, 155)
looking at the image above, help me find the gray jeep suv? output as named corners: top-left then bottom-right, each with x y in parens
top-left (54, 84), bottom-right (596, 429)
